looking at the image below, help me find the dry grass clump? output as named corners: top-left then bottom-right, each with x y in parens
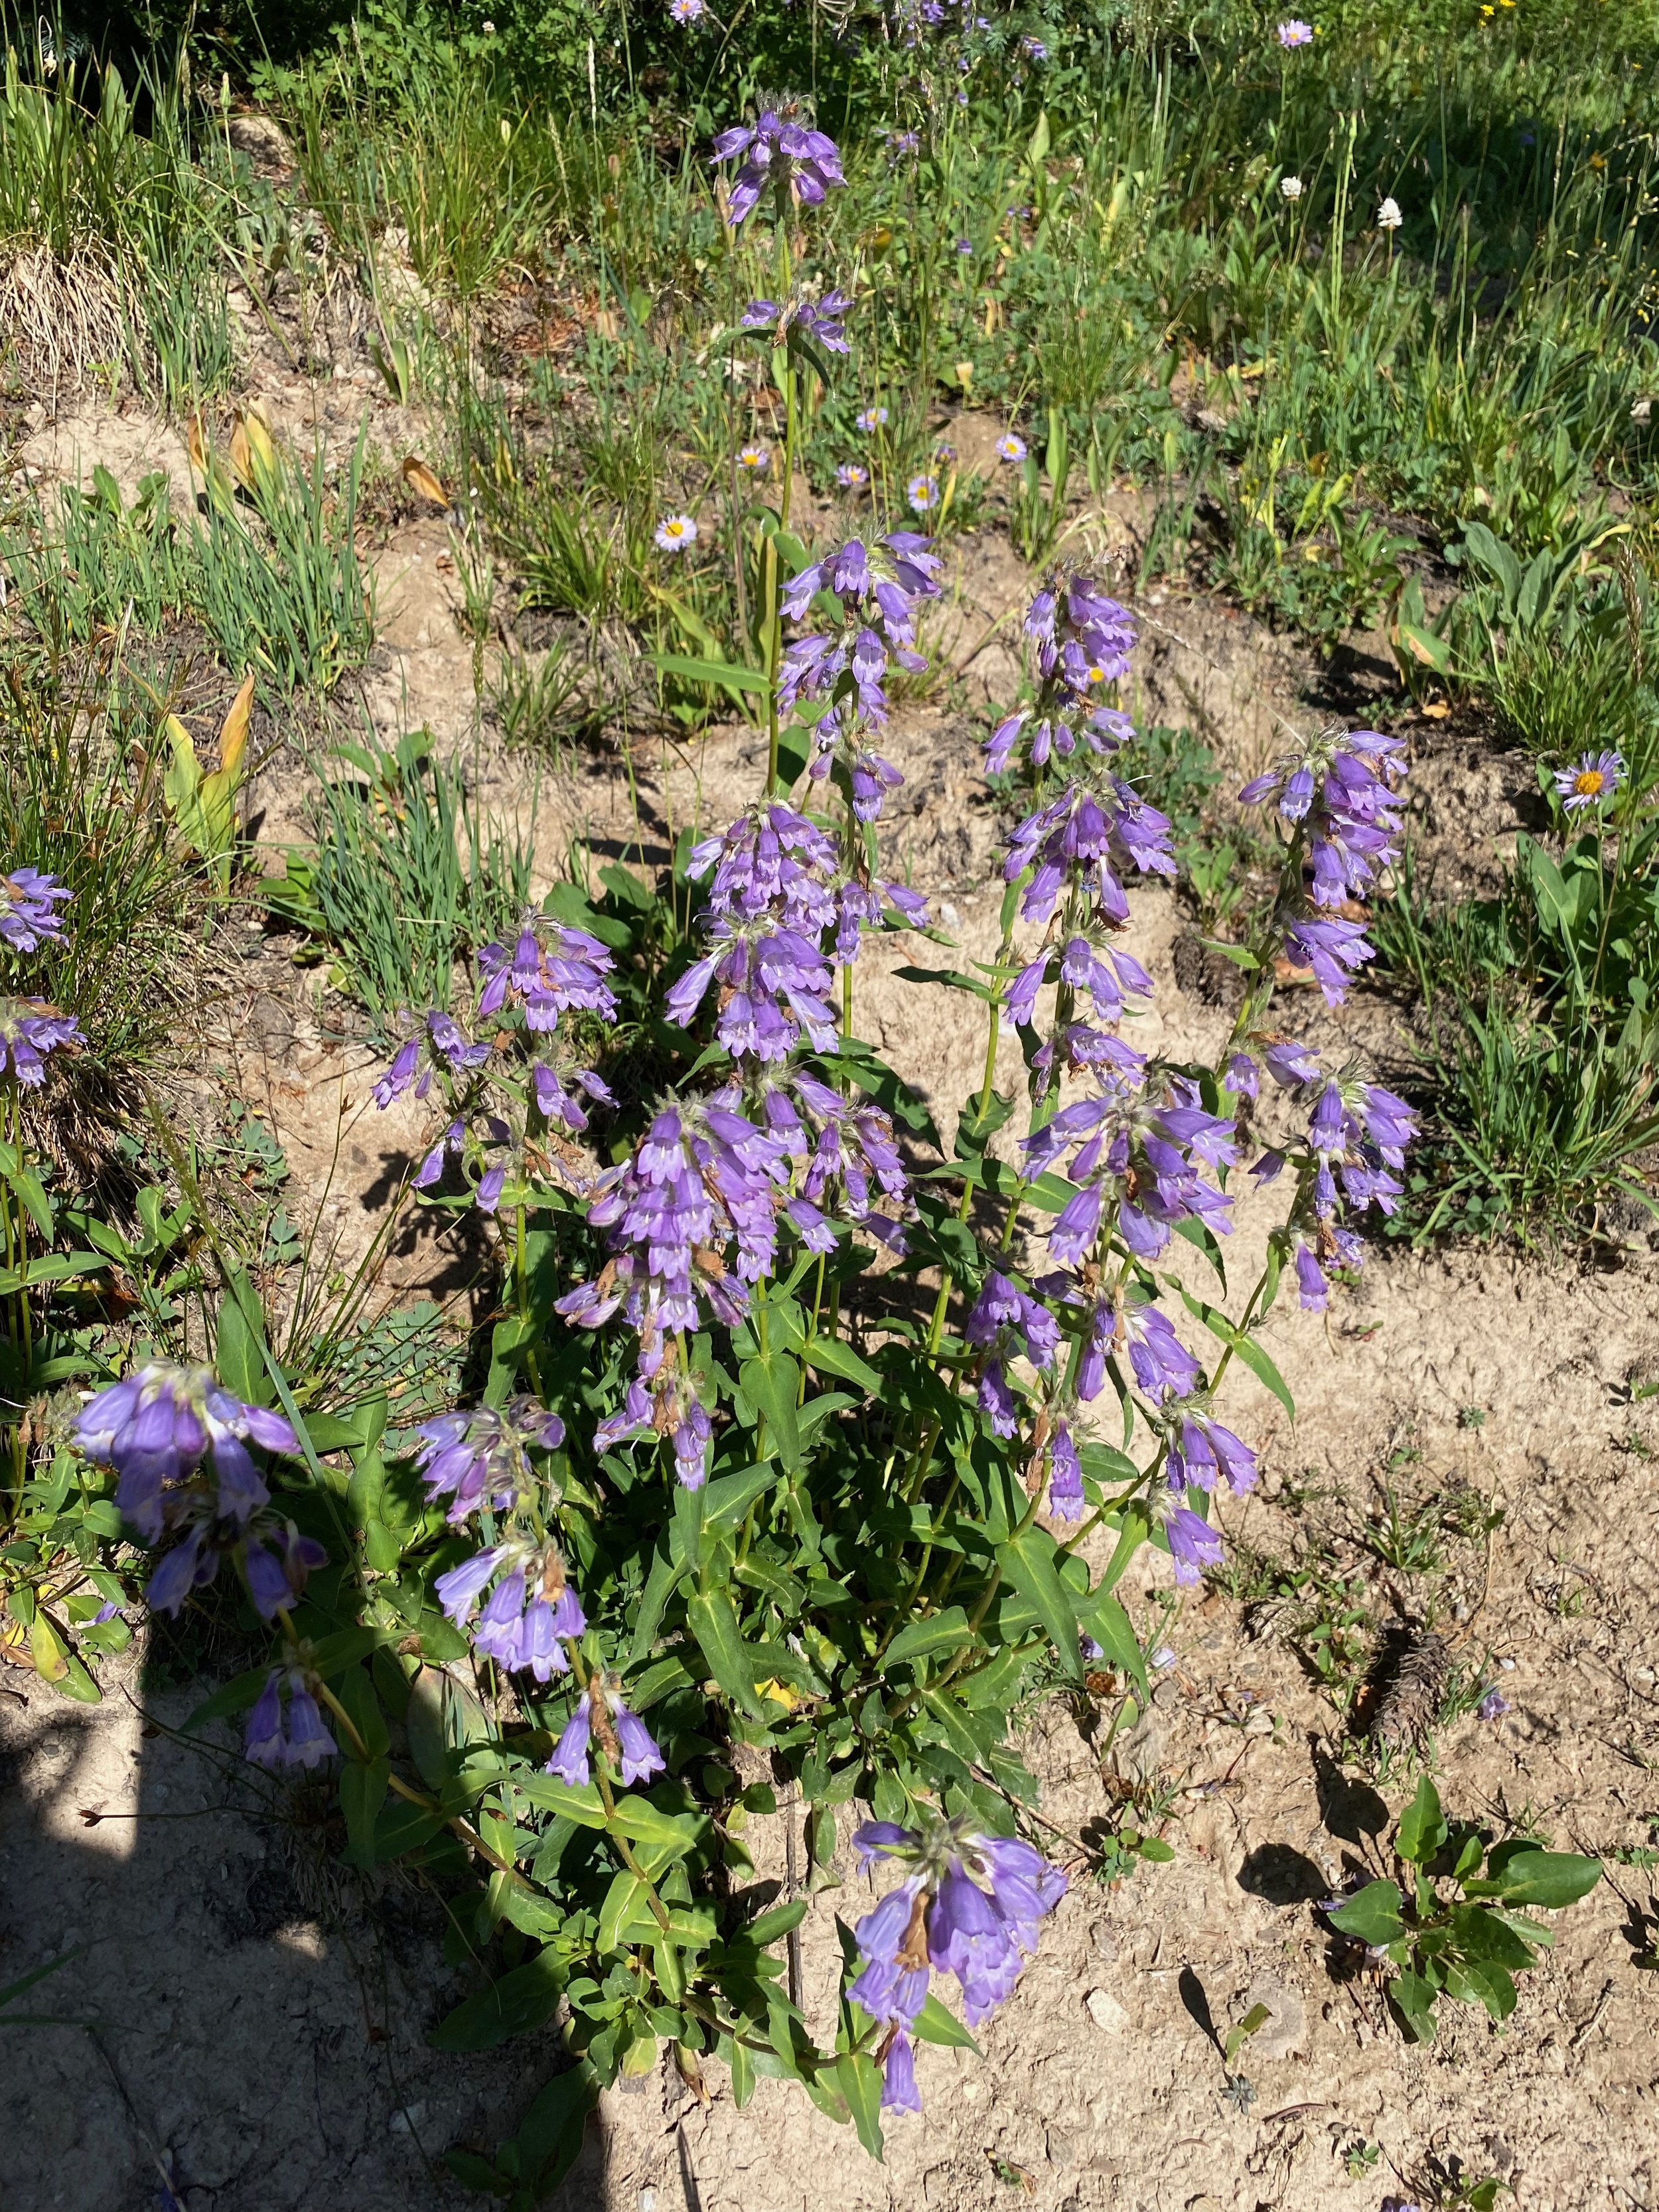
top-left (0, 242), bottom-right (125, 398)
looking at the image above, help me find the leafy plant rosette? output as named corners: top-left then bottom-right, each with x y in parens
top-left (71, 100), bottom-right (1427, 2190)
top-left (1325, 1775), bottom-right (1601, 2042)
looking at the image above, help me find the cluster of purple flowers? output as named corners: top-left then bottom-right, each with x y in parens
top-left (1024, 1074), bottom-right (1237, 1266)
top-left (546, 1672), bottom-right (665, 1789)
top-left (1241, 1039), bottom-right (1417, 1308)
top-left (849, 1816), bottom-right (1067, 2112)
top-left (740, 291), bottom-right (851, 355)
top-left (778, 533), bottom-right (943, 809)
top-left (0, 866), bottom-right (72, 952)
top-left (75, 1363), bottom-right (336, 1764)
top-left (0, 865), bottom-right (81, 1084)
top-left (1240, 727), bottom-right (1406, 1007)
top-left (985, 577), bottom-right (1139, 776)
top-left (713, 108), bottom-right (845, 226)
top-left (966, 1270), bottom-right (1060, 1438)
top-left (372, 912), bottom-right (618, 1206)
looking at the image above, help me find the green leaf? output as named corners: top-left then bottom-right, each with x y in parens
top-left (1177, 1291), bottom-right (1295, 1420)
top-left (1448, 1904), bottom-right (1536, 1971)
top-left (887, 1607), bottom-right (975, 1667)
top-left (1390, 1969), bottom-right (1439, 2042)
top-left (835, 2049), bottom-right (885, 2160)
top-left (1396, 1774), bottom-right (1447, 1866)
top-left (629, 1544), bottom-right (685, 1664)
top-left (214, 1270), bottom-right (269, 1406)
top-left (741, 1353), bottom-right (802, 1470)
top-left (515, 1775), bottom-right (609, 1827)
top-left (510, 2063), bottom-right (599, 2191)
top-left (910, 1991), bottom-right (979, 2050)
top-left (607, 1795), bottom-right (706, 1856)
top-left (702, 1460), bottom-right (780, 1540)
top-left (599, 1870), bottom-right (646, 1953)
top-left (1076, 1587), bottom-right (1145, 1693)
top-left (650, 652), bottom-right (770, 696)
top-left (686, 1589), bottom-right (769, 1720)
top-left (1327, 1879), bottom-right (1406, 1945)
top-left (744, 1897), bottom-right (810, 1948)
top-left (999, 1527), bottom-right (1081, 1678)
top-left (800, 1335), bottom-right (883, 1394)
top-left (339, 1757), bottom-right (391, 1862)
top-left (430, 1950), bottom-right (567, 2051)
top-left (1486, 1851), bottom-right (1601, 1910)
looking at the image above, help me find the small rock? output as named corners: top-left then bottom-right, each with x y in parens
top-left (1046, 2128), bottom-right (1074, 2169)
top-left (1090, 1926), bottom-right (1119, 1961)
top-left (1242, 1978), bottom-right (1306, 2062)
top-left (389, 2101), bottom-right (428, 2136)
top-left (939, 901), bottom-right (962, 930)
top-left (1084, 1987), bottom-right (1127, 2034)
top-left (228, 113), bottom-right (293, 165)
top-left (1187, 2196), bottom-right (1222, 2212)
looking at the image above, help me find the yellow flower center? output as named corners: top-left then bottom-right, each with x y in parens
top-left (1574, 769), bottom-right (1605, 796)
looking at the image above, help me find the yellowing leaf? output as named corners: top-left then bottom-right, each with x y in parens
top-left (217, 674), bottom-right (255, 780)
top-left (229, 410), bottom-right (277, 493)
top-left (401, 455), bottom-right (449, 506)
top-left (30, 1611), bottom-right (68, 1682)
top-left (755, 1677), bottom-right (801, 1712)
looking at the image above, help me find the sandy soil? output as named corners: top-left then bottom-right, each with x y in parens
top-left (3, 337), bottom-right (1658, 2212)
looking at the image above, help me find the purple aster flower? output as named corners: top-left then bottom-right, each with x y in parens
top-left (712, 106), bottom-right (845, 226)
top-left (76, 1362), bottom-right (297, 1545)
top-left (246, 1667), bottom-right (338, 1769)
top-left (1164, 1501), bottom-right (1224, 1585)
top-left (0, 1000), bottom-right (80, 1085)
top-left (409, 1396), bottom-right (565, 1526)
top-left (546, 1693), bottom-right (592, 1785)
top-left (0, 867), bottom-right (71, 952)
top-left (1277, 18), bottom-right (1313, 45)
top-left (1554, 750), bottom-right (1623, 811)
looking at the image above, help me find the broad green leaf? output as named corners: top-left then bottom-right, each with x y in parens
top-left (650, 652), bottom-right (769, 695)
top-left (339, 1757), bottom-right (390, 1861)
top-left (687, 1589), bottom-right (769, 1720)
top-left (800, 1335), bottom-right (883, 1394)
top-left (511, 2063), bottom-right (599, 2191)
top-left (745, 1897), bottom-right (810, 1948)
top-left (887, 1607), bottom-right (975, 1667)
top-left (629, 1544), bottom-right (685, 1663)
top-left (516, 1775), bottom-right (609, 1828)
top-left (1000, 1527), bottom-right (1081, 1677)
top-left (910, 1991), bottom-right (978, 2049)
top-left (1327, 1879), bottom-right (1406, 1945)
top-left (214, 1271), bottom-right (269, 1407)
top-left (607, 1795), bottom-right (706, 1856)
top-left (835, 2049), bottom-right (884, 2160)
top-left (1486, 1850), bottom-right (1601, 1910)
top-left (702, 1460), bottom-right (780, 1540)
top-left (1396, 1774), bottom-right (1447, 1866)
top-left (1448, 1904), bottom-right (1536, 1971)
top-left (741, 1353), bottom-right (802, 1470)
top-left (1178, 1291), bottom-right (1295, 1420)
top-left (1074, 1589), bottom-right (1147, 1699)
top-left (431, 1949), bottom-right (567, 2052)
top-left (1390, 1969), bottom-right (1439, 2042)
top-left (599, 1868), bottom-right (646, 1953)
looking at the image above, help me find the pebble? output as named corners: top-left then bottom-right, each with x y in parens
top-left (389, 2101), bottom-right (428, 2136)
top-left (1084, 1987), bottom-right (1128, 2034)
